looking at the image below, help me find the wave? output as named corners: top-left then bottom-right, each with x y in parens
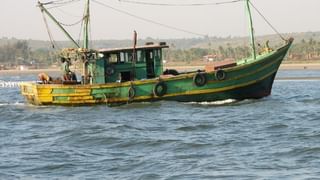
top-left (0, 80), bottom-right (36, 88)
top-left (0, 102), bottom-right (26, 107)
top-left (186, 99), bottom-right (237, 106)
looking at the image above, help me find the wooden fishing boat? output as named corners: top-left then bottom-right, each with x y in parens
top-left (20, 0), bottom-right (293, 106)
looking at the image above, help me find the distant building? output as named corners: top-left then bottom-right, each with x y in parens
top-left (0, 65), bottom-right (6, 70)
top-left (203, 54), bottom-right (221, 62)
top-left (18, 65), bottom-right (29, 71)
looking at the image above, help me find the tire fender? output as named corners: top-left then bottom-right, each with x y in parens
top-left (215, 69), bottom-right (226, 81)
top-left (193, 73), bottom-right (207, 87)
top-left (153, 81), bottom-right (167, 97)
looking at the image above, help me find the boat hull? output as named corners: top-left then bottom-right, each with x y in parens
top-left (20, 40), bottom-right (292, 106)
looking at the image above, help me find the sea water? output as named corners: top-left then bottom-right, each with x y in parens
top-left (0, 70), bottom-right (320, 179)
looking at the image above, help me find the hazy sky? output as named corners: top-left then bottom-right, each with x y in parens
top-left (0, 0), bottom-right (319, 40)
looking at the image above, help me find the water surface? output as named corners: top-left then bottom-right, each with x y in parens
top-left (0, 70), bottom-right (320, 179)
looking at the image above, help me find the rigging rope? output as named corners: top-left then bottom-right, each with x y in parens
top-left (46, 0), bottom-right (81, 10)
top-left (78, 17), bottom-right (84, 46)
top-left (56, 7), bottom-right (83, 18)
top-left (249, 1), bottom-right (286, 41)
top-left (41, 10), bottom-right (58, 49)
top-left (117, 0), bottom-right (244, 6)
top-left (57, 17), bottom-right (84, 27)
top-left (92, 0), bottom-right (206, 37)
top-left (44, 0), bottom-right (80, 6)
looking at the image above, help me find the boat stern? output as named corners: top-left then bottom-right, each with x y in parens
top-left (20, 82), bottom-right (41, 105)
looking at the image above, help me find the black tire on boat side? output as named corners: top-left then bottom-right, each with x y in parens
top-left (153, 81), bottom-right (167, 97)
top-left (128, 86), bottom-right (135, 100)
top-left (215, 69), bottom-right (226, 81)
top-left (193, 73), bottom-right (207, 87)
top-left (163, 69), bottom-right (179, 76)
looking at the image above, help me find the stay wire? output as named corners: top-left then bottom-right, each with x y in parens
top-left (249, 1), bottom-right (286, 41)
top-left (118, 0), bottom-right (244, 6)
top-left (78, 18), bottom-right (84, 46)
top-left (92, 0), bottom-right (206, 37)
top-left (89, 20), bottom-right (93, 48)
top-left (57, 17), bottom-right (84, 27)
top-left (41, 10), bottom-right (59, 49)
top-left (46, 0), bottom-right (81, 9)
top-left (44, 0), bottom-right (80, 6)
top-left (56, 7), bottom-right (83, 18)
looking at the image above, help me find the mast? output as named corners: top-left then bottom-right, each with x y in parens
top-left (245, 0), bottom-right (256, 60)
top-left (132, 30), bottom-right (137, 80)
top-left (83, 0), bottom-right (90, 49)
top-left (81, 0), bottom-right (91, 84)
top-left (37, 1), bottom-right (80, 48)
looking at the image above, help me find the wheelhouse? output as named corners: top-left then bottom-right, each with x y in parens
top-left (87, 42), bottom-right (168, 84)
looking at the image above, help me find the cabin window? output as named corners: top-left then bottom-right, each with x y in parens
top-left (124, 52), bottom-right (129, 62)
top-left (155, 49), bottom-right (161, 59)
top-left (148, 51), bottom-right (153, 59)
top-left (108, 53), bottom-right (119, 63)
top-left (120, 71), bottom-right (131, 82)
top-left (120, 52), bottom-right (125, 63)
top-left (120, 51), bottom-right (147, 63)
top-left (124, 52), bottom-right (132, 62)
top-left (137, 50), bottom-right (144, 62)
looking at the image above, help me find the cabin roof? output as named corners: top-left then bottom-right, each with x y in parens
top-left (98, 43), bottom-right (169, 53)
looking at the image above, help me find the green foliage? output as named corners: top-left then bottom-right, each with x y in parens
top-left (164, 45), bottom-right (251, 62)
top-left (288, 37), bottom-right (320, 60)
top-left (1, 31), bottom-right (320, 67)
top-left (0, 40), bottom-right (53, 66)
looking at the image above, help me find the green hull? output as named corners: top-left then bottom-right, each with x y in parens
top-left (20, 39), bottom-right (293, 106)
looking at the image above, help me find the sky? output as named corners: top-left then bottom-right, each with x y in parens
top-left (0, 0), bottom-right (319, 40)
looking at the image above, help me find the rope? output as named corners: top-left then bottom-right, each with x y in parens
top-left (45, 0), bottom-right (80, 5)
top-left (57, 17), bottom-right (84, 27)
top-left (249, 1), bottom-right (286, 41)
top-left (46, 0), bottom-right (81, 9)
top-left (89, 19), bottom-right (93, 48)
top-left (118, 0), bottom-right (244, 6)
top-left (41, 10), bottom-right (58, 49)
top-left (56, 7), bottom-right (83, 18)
top-left (78, 17), bottom-right (84, 46)
top-left (92, 0), bottom-right (206, 37)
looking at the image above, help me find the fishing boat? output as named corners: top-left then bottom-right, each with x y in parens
top-left (20, 0), bottom-right (293, 106)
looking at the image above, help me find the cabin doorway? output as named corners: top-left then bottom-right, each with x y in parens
top-left (120, 71), bottom-right (131, 82)
top-left (146, 50), bottom-right (155, 78)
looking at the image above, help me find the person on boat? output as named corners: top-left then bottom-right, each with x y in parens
top-left (38, 72), bottom-right (52, 84)
top-left (258, 40), bottom-right (273, 54)
top-left (61, 57), bottom-right (77, 81)
top-left (264, 40), bottom-right (273, 53)
top-left (116, 73), bottom-right (122, 83)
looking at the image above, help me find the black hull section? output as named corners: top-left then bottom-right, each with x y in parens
top-left (168, 72), bottom-right (278, 103)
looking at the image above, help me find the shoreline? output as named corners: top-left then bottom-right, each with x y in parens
top-left (0, 63), bottom-right (320, 75)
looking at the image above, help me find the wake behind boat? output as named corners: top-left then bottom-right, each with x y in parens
top-left (20, 0), bottom-right (293, 106)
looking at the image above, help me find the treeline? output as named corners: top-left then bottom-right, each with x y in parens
top-left (164, 38), bottom-right (320, 62)
top-left (1, 35), bottom-right (320, 68)
top-left (163, 45), bottom-right (251, 62)
top-left (0, 40), bottom-right (54, 68)
top-left (289, 38), bottom-right (320, 61)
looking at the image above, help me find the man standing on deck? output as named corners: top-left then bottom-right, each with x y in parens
top-left (61, 57), bottom-right (76, 81)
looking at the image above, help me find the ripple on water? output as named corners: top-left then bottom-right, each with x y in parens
top-left (1, 71), bottom-right (320, 178)
top-left (175, 124), bottom-right (217, 132)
